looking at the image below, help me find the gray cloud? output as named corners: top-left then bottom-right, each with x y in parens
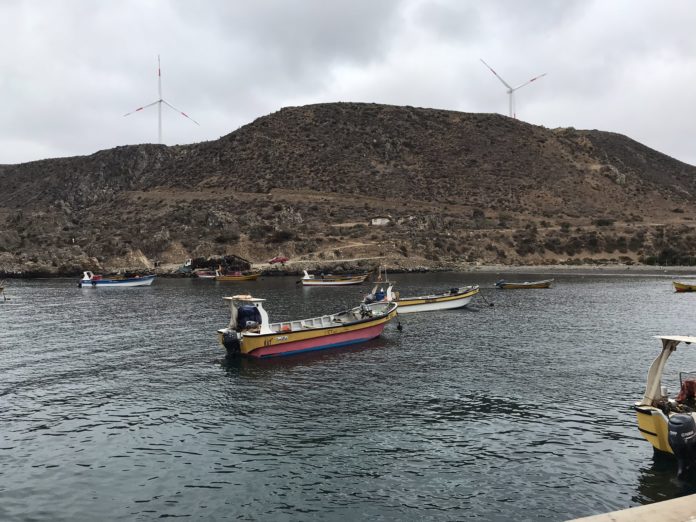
top-left (1, 0), bottom-right (695, 165)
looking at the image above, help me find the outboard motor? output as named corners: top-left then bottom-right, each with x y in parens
top-left (221, 331), bottom-right (241, 355)
top-left (668, 414), bottom-right (696, 479)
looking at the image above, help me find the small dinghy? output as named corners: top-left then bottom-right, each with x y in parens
top-left (495, 279), bottom-right (553, 289)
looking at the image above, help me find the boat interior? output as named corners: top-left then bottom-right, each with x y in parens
top-left (266, 303), bottom-right (390, 333)
top-left (402, 286), bottom-right (477, 300)
top-left (654, 372), bottom-right (696, 415)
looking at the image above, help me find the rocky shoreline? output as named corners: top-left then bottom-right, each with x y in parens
top-left (3, 260), bottom-right (695, 280)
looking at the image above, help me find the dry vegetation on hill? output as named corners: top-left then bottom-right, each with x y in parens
top-left (1, 102), bottom-right (696, 276)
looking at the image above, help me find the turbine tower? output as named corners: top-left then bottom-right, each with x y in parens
top-left (124, 55), bottom-right (199, 143)
top-left (480, 59), bottom-right (546, 119)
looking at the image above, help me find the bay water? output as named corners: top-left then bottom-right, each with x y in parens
top-left (2, 272), bottom-right (696, 520)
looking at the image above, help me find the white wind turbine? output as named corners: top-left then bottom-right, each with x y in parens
top-left (480, 59), bottom-right (546, 119)
top-left (124, 55), bottom-right (199, 144)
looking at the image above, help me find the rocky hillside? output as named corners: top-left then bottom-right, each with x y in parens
top-left (2, 102), bottom-right (696, 276)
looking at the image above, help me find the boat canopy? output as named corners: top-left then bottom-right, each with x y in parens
top-left (223, 295), bottom-right (271, 334)
top-left (655, 335), bottom-right (696, 345)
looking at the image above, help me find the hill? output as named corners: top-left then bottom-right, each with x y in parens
top-left (2, 102), bottom-right (696, 276)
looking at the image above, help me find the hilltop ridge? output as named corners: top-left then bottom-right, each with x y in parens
top-left (2, 102), bottom-right (696, 276)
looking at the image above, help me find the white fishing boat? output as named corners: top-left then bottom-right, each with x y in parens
top-left (78, 270), bottom-right (156, 288)
top-left (495, 278), bottom-right (553, 289)
top-left (363, 268), bottom-right (479, 313)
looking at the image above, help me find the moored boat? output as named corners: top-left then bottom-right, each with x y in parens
top-left (78, 270), bottom-right (156, 288)
top-left (364, 271), bottom-right (479, 313)
top-left (192, 268), bottom-right (217, 279)
top-left (673, 281), bottom-right (696, 293)
top-left (495, 278), bottom-right (553, 289)
top-left (215, 270), bottom-right (260, 282)
top-left (217, 294), bottom-right (398, 358)
top-left (301, 270), bottom-right (368, 286)
top-left (634, 335), bottom-right (696, 478)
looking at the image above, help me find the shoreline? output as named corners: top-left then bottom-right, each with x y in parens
top-left (2, 263), bottom-right (696, 280)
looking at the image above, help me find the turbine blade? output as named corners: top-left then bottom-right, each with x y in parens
top-left (480, 58), bottom-right (513, 90)
top-left (512, 73), bottom-right (547, 91)
top-left (162, 100), bottom-right (200, 125)
top-left (123, 100), bottom-right (160, 117)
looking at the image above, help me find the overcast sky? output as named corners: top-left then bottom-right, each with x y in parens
top-left (1, 0), bottom-right (694, 165)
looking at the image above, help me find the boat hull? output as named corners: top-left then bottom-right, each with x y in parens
top-left (673, 281), bottom-right (696, 292)
top-left (496, 280), bottom-right (553, 289)
top-left (634, 404), bottom-right (673, 454)
top-left (79, 275), bottom-right (156, 287)
top-left (396, 287), bottom-right (479, 313)
top-left (219, 305), bottom-right (397, 358)
top-left (215, 273), bottom-right (260, 281)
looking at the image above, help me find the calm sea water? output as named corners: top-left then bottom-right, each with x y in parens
top-left (2, 271), bottom-right (696, 521)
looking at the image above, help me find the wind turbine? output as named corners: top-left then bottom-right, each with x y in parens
top-left (124, 55), bottom-right (199, 144)
top-left (480, 59), bottom-right (546, 119)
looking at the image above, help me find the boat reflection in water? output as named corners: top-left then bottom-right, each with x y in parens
top-left (633, 452), bottom-right (696, 505)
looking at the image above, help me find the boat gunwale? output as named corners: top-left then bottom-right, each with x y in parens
top-left (227, 302), bottom-right (398, 338)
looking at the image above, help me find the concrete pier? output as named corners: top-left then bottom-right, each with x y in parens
top-left (569, 494), bottom-right (696, 521)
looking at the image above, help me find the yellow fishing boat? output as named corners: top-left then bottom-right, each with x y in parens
top-left (217, 294), bottom-right (398, 358)
top-left (215, 270), bottom-right (260, 282)
top-left (673, 281), bottom-right (696, 293)
top-left (634, 335), bottom-right (696, 478)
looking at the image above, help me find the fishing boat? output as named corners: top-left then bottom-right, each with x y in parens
top-left (217, 294), bottom-right (398, 358)
top-left (634, 335), bottom-right (696, 478)
top-left (78, 270), bottom-right (156, 288)
top-left (301, 270), bottom-right (369, 286)
top-left (215, 270), bottom-right (260, 282)
top-left (495, 278), bottom-right (553, 289)
top-left (673, 281), bottom-right (696, 293)
top-left (364, 270), bottom-right (480, 313)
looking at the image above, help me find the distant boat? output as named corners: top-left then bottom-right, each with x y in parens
top-left (495, 279), bottom-right (553, 289)
top-left (215, 270), bottom-right (260, 282)
top-left (673, 281), bottom-right (696, 293)
top-left (217, 294), bottom-right (398, 358)
top-left (301, 270), bottom-right (368, 286)
top-left (192, 268), bottom-right (217, 279)
top-left (78, 270), bottom-right (156, 288)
